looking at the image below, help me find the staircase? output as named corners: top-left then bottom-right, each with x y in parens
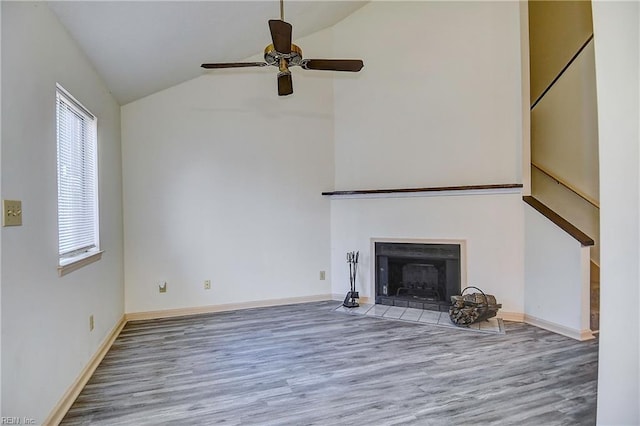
top-left (528, 0), bottom-right (599, 335)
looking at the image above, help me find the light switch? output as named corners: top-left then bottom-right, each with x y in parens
top-left (3, 200), bottom-right (22, 226)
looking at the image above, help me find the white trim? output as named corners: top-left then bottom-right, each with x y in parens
top-left (55, 83), bottom-right (95, 119)
top-left (331, 294), bottom-right (373, 305)
top-left (44, 314), bottom-right (126, 425)
top-left (58, 250), bottom-right (103, 277)
top-left (524, 313), bottom-right (595, 341)
top-left (125, 295), bottom-right (333, 322)
top-left (497, 311), bottom-right (526, 322)
top-left (326, 187), bottom-right (522, 200)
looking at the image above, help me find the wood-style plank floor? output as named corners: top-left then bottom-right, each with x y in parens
top-left (62, 301), bottom-right (598, 425)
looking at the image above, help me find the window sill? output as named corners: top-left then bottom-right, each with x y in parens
top-left (58, 250), bottom-right (104, 277)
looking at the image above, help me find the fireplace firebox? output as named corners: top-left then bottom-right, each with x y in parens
top-left (375, 242), bottom-right (461, 312)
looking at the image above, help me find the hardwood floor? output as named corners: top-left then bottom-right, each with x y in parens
top-left (62, 301), bottom-right (598, 425)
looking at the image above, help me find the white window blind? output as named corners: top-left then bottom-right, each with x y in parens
top-left (56, 85), bottom-right (99, 260)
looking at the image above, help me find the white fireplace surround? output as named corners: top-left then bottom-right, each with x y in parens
top-left (330, 191), bottom-right (592, 340)
top-left (330, 192), bottom-right (526, 321)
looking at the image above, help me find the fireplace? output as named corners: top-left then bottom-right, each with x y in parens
top-left (375, 242), bottom-right (461, 311)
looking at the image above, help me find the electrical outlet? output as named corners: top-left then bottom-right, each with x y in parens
top-left (3, 199), bottom-right (22, 226)
top-left (204, 280), bottom-right (211, 290)
top-left (159, 282), bottom-right (167, 293)
top-left (89, 315), bottom-right (94, 332)
top-left (319, 271), bottom-right (326, 280)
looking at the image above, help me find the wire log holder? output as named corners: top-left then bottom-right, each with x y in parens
top-left (449, 286), bottom-right (502, 326)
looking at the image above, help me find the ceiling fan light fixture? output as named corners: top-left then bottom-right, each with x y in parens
top-left (264, 43), bottom-right (302, 67)
top-left (199, 0), bottom-right (363, 95)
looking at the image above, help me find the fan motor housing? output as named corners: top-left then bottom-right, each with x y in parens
top-left (264, 43), bottom-right (303, 67)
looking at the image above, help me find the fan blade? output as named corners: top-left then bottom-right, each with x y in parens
top-left (269, 19), bottom-right (292, 54)
top-left (302, 59), bottom-right (364, 72)
top-left (278, 73), bottom-right (293, 96)
top-left (201, 62), bottom-right (268, 69)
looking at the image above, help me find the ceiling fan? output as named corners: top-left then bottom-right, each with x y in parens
top-left (201, 0), bottom-right (364, 96)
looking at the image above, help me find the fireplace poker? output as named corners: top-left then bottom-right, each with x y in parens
top-left (352, 251), bottom-right (359, 292)
top-left (343, 251), bottom-right (360, 308)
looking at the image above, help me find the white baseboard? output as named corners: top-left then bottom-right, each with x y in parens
top-left (43, 315), bottom-right (127, 425)
top-left (524, 314), bottom-right (595, 341)
top-left (494, 311), bottom-right (594, 341)
top-left (331, 293), bottom-right (373, 304)
top-left (497, 311), bottom-right (525, 322)
top-left (125, 294), bottom-right (333, 322)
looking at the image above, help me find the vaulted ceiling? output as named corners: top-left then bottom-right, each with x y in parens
top-left (48, 1), bottom-right (368, 105)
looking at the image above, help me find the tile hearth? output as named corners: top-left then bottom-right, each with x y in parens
top-left (334, 303), bottom-right (505, 334)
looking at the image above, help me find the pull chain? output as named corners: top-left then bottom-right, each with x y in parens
top-left (280, 0), bottom-right (284, 21)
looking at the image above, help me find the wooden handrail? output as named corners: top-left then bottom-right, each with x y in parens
top-left (523, 196), bottom-right (594, 246)
top-left (531, 34), bottom-right (594, 110)
top-left (531, 162), bottom-right (599, 209)
top-left (322, 183), bottom-right (522, 197)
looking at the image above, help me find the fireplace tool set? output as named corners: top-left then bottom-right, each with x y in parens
top-left (343, 251), bottom-right (360, 308)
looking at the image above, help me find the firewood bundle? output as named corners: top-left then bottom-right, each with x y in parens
top-left (449, 286), bottom-right (501, 326)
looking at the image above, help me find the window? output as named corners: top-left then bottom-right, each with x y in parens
top-left (55, 84), bottom-right (101, 275)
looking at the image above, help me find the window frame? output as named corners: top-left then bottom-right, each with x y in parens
top-left (55, 84), bottom-right (102, 276)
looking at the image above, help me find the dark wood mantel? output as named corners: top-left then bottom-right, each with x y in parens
top-left (322, 183), bottom-right (523, 197)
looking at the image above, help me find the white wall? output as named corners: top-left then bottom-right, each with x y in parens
top-left (332, 1), bottom-right (523, 190)
top-left (1, 2), bottom-right (124, 421)
top-left (530, 38), bottom-right (600, 265)
top-left (592, 1), bottom-right (640, 424)
top-left (121, 29), bottom-right (334, 314)
top-left (0, 0), bottom-right (3, 415)
top-left (0, 0), bottom-right (630, 422)
top-left (328, 1), bottom-right (525, 314)
top-left (532, 169), bottom-right (599, 264)
top-left (121, 1), bottom-right (527, 317)
top-left (524, 205), bottom-right (591, 339)
top-left (531, 41), bottom-right (599, 203)
top-left (520, 2), bottom-right (532, 196)
top-left (330, 192), bottom-right (525, 315)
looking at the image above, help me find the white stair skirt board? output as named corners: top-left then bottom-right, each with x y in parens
top-left (524, 314), bottom-right (595, 341)
top-left (334, 303), bottom-right (505, 335)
